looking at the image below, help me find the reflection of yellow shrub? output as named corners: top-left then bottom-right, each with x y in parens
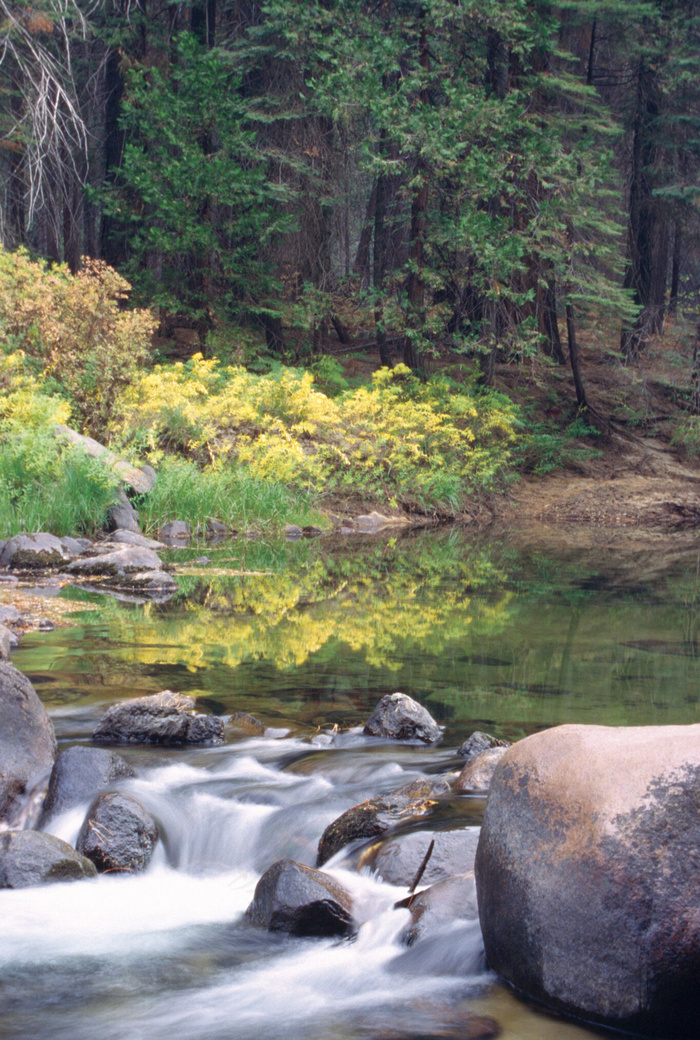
top-left (0, 247), bottom-right (155, 436)
top-left (113, 355), bottom-right (517, 514)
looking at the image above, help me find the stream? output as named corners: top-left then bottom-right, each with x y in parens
top-left (2, 528), bottom-right (699, 1040)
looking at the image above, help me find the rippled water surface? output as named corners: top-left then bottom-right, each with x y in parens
top-left (4, 529), bottom-right (699, 1040)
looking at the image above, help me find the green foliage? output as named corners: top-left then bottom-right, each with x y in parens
top-left (102, 33), bottom-right (291, 324)
top-left (0, 247), bottom-right (155, 436)
top-left (670, 415), bottom-right (700, 456)
top-left (515, 414), bottom-right (602, 475)
top-left (111, 355), bottom-right (517, 516)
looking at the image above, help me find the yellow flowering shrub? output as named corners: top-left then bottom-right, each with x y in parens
top-left (112, 356), bottom-right (517, 515)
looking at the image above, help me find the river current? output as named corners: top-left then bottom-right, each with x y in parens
top-left (3, 529), bottom-right (697, 1040)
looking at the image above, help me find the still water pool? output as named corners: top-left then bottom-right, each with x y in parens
top-left (3, 528), bottom-right (699, 1040)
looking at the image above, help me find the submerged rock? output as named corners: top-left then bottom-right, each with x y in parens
top-left (76, 791), bottom-right (159, 873)
top-left (0, 831), bottom-right (97, 888)
top-left (454, 747), bottom-right (509, 793)
top-left (363, 693), bottom-right (442, 744)
top-left (40, 746), bottom-right (135, 823)
top-left (458, 731), bottom-right (511, 760)
top-left (0, 533), bottom-right (70, 570)
top-left (93, 690), bottom-right (225, 746)
top-left (317, 776), bottom-right (450, 866)
top-left (228, 711), bottom-right (265, 736)
top-left (475, 723), bottom-right (700, 1039)
top-left (246, 859), bottom-right (356, 937)
top-left (0, 663), bottom-right (57, 826)
top-left (359, 828), bottom-right (480, 888)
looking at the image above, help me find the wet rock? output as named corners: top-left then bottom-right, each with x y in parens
top-left (397, 872), bottom-right (479, 945)
top-left (107, 491), bottom-right (141, 534)
top-left (0, 533), bottom-right (70, 569)
top-left (192, 556), bottom-right (211, 566)
top-left (0, 623), bottom-right (12, 661)
top-left (121, 570), bottom-right (178, 594)
top-left (458, 731), bottom-right (510, 760)
top-left (0, 663), bottom-right (57, 825)
top-left (228, 711), bottom-right (265, 736)
top-left (158, 521), bottom-right (192, 545)
top-left (40, 746), bottom-right (135, 823)
top-left (317, 776), bottom-right (450, 867)
top-left (0, 831), bottom-right (97, 888)
top-left (284, 524), bottom-right (303, 541)
top-left (111, 530), bottom-right (165, 550)
top-left (76, 792), bottom-right (159, 873)
top-left (454, 747), bottom-right (509, 793)
top-left (93, 690), bottom-right (225, 746)
top-left (66, 547), bottom-right (163, 577)
top-left (302, 526), bottom-right (323, 538)
top-left (354, 511), bottom-right (411, 533)
top-left (246, 859), bottom-right (356, 937)
top-left (194, 520), bottom-right (230, 541)
top-left (475, 723), bottom-right (700, 1039)
top-left (359, 828), bottom-right (480, 888)
top-left (363, 692), bottom-right (442, 744)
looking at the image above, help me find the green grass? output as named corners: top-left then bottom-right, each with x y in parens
top-left (0, 432), bottom-right (120, 537)
top-left (134, 456), bottom-right (327, 536)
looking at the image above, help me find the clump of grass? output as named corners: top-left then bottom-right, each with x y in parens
top-left (0, 431), bottom-right (120, 537)
top-left (135, 456), bottom-right (325, 536)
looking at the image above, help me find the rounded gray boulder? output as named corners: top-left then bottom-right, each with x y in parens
top-left (76, 791), bottom-right (159, 873)
top-left (0, 831), bottom-right (97, 888)
top-left (246, 859), bottom-right (356, 937)
top-left (40, 745), bottom-right (135, 823)
top-left (0, 533), bottom-right (70, 569)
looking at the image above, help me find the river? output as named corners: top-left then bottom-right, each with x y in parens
top-left (2, 528), bottom-right (698, 1040)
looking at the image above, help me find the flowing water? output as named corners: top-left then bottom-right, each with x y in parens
top-left (2, 528), bottom-right (699, 1040)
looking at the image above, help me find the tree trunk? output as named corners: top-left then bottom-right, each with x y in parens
top-left (566, 302), bottom-right (587, 410)
top-left (353, 181), bottom-right (377, 286)
top-left (402, 19), bottom-right (429, 374)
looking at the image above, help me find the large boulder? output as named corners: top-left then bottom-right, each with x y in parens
top-left (40, 745), bottom-right (135, 823)
top-left (93, 690), bottom-right (225, 746)
top-left (358, 827), bottom-right (480, 887)
top-left (76, 791), bottom-right (159, 873)
top-left (245, 859), bottom-right (356, 937)
top-left (53, 425), bottom-right (156, 495)
top-left (0, 831), bottom-right (96, 888)
top-left (475, 723), bottom-right (700, 1039)
top-left (0, 663), bottom-right (57, 825)
top-left (363, 693), bottom-right (442, 744)
top-left (0, 533), bottom-right (70, 569)
top-left (316, 776), bottom-right (450, 866)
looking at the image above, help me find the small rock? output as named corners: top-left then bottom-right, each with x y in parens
top-left (228, 711), bottom-right (265, 736)
top-left (111, 530), bottom-right (165, 550)
top-left (454, 746), bottom-right (508, 793)
top-left (284, 524), bottom-right (303, 541)
top-left (158, 521), bottom-right (192, 545)
top-left (36, 618), bottom-right (56, 631)
top-left (317, 776), bottom-right (450, 866)
top-left (363, 692), bottom-right (442, 744)
top-left (76, 792), bottom-right (159, 873)
top-left (354, 511), bottom-right (411, 533)
top-left (0, 623), bottom-right (12, 660)
top-left (122, 570), bottom-right (178, 593)
top-left (302, 526), bottom-right (323, 538)
top-left (245, 859), bottom-right (356, 937)
top-left (0, 831), bottom-right (97, 888)
top-left (192, 556), bottom-right (211, 566)
top-left (0, 533), bottom-right (70, 570)
top-left (193, 520), bottom-right (230, 541)
top-left (0, 605), bottom-right (22, 625)
top-left (66, 547), bottom-right (163, 577)
top-left (93, 690), bottom-right (225, 746)
top-left (107, 491), bottom-right (141, 534)
top-left (458, 731), bottom-right (511, 760)
top-left (40, 746), bottom-right (135, 823)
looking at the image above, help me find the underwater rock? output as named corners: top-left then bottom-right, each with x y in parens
top-left (363, 692), bottom-right (442, 744)
top-left (246, 859), bottom-right (356, 938)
